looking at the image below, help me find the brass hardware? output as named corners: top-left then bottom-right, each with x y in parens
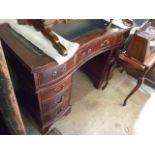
top-left (57, 108), bottom-right (62, 115)
top-left (52, 70), bottom-right (57, 77)
top-left (101, 39), bottom-right (110, 46)
top-left (88, 49), bottom-right (92, 53)
top-left (53, 99), bottom-right (66, 116)
top-left (54, 95), bottom-right (64, 105)
top-left (62, 65), bottom-right (66, 72)
top-left (74, 54), bottom-right (77, 64)
top-left (82, 52), bottom-right (86, 57)
top-left (54, 84), bottom-right (65, 92)
top-left (60, 84), bottom-right (65, 90)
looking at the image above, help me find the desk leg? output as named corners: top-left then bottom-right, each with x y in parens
top-left (102, 50), bottom-right (114, 89)
top-left (123, 77), bottom-right (144, 106)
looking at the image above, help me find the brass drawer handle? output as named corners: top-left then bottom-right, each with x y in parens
top-left (57, 108), bottom-right (62, 115)
top-left (88, 48), bottom-right (92, 54)
top-left (52, 70), bottom-right (57, 77)
top-left (54, 95), bottom-right (64, 106)
top-left (54, 83), bottom-right (65, 92)
top-left (62, 65), bottom-right (66, 72)
top-left (101, 39), bottom-right (110, 46)
top-left (82, 52), bottom-right (86, 57)
top-left (56, 96), bottom-right (65, 115)
top-left (57, 105), bottom-right (65, 115)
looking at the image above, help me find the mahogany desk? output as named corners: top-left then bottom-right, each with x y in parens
top-left (0, 20), bottom-right (130, 133)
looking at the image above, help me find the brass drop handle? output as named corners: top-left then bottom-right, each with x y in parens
top-left (88, 48), bottom-right (92, 54)
top-left (62, 65), bottom-right (66, 72)
top-left (57, 108), bottom-right (62, 115)
top-left (57, 106), bottom-right (65, 115)
top-left (52, 70), bottom-right (57, 77)
top-left (56, 96), bottom-right (65, 115)
top-left (101, 39), bottom-right (110, 46)
top-left (82, 52), bottom-right (86, 57)
top-left (54, 84), bottom-right (65, 92)
top-left (54, 95), bottom-right (65, 105)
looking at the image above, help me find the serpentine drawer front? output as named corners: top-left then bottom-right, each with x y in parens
top-left (37, 58), bottom-right (74, 87)
top-left (42, 90), bottom-right (71, 125)
top-left (42, 100), bottom-right (71, 126)
top-left (38, 75), bottom-right (72, 102)
top-left (41, 85), bottom-right (72, 114)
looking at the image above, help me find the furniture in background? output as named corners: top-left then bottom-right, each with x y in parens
top-left (0, 20), bottom-right (130, 133)
top-left (0, 40), bottom-right (26, 134)
top-left (121, 19), bottom-right (155, 90)
top-left (119, 27), bottom-right (155, 106)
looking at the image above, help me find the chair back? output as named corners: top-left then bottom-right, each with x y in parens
top-left (126, 33), bottom-right (149, 62)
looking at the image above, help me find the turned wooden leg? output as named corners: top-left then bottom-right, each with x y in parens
top-left (123, 77), bottom-right (145, 106)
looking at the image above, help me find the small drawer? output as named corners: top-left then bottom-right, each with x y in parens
top-left (38, 58), bottom-right (74, 86)
top-left (39, 75), bottom-right (72, 102)
top-left (42, 99), bottom-right (70, 124)
top-left (41, 86), bottom-right (71, 113)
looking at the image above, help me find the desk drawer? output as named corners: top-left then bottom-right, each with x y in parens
top-left (38, 59), bottom-right (74, 87)
top-left (41, 86), bottom-right (71, 114)
top-left (76, 35), bottom-right (120, 65)
top-left (39, 75), bottom-right (72, 102)
top-left (41, 89), bottom-right (71, 124)
top-left (96, 34), bottom-right (123, 51)
top-left (42, 99), bottom-right (70, 124)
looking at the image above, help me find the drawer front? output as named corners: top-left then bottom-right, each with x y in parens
top-left (41, 86), bottom-right (71, 114)
top-left (96, 34), bottom-right (124, 52)
top-left (76, 35), bottom-right (118, 65)
top-left (42, 97), bottom-right (70, 124)
top-left (38, 59), bottom-right (74, 87)
top-left (39, 75), bottom-right (72, 102)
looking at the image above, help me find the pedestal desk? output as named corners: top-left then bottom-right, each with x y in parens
top-left (0, 20), bottom-right (130, 133)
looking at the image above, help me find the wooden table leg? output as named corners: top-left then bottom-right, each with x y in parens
top-left (123, 77), bottom-right (145, 106)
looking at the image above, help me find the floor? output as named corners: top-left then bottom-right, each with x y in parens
top-left (22, 69), bottom-right (155, 135)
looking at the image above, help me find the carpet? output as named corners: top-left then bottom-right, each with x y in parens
top-left (49, 69), bottom-right (150, 134)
